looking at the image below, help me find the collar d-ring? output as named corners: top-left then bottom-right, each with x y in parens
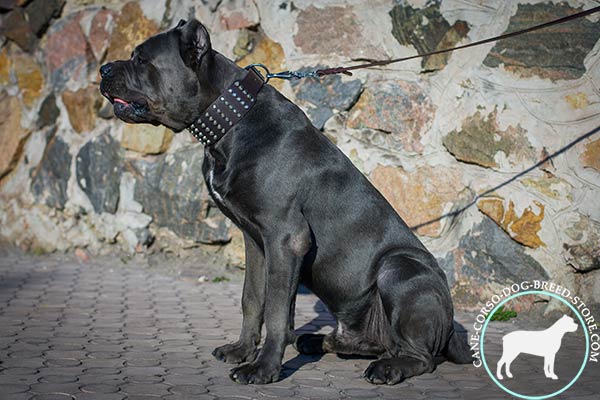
top-left (244, 63), bottom-right (270, 83)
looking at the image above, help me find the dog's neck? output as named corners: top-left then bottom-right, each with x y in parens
top-left (186, 51), bottom-right (264, 146)
top-left (198, 51), bottom-right (246, 105)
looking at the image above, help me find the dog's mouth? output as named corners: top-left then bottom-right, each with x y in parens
top-left (113, 97), bottom-right (129, 106)
top-left (101, 86), bottom-right (151, 123)
top-left (112, 96), bottom-right (148, 114)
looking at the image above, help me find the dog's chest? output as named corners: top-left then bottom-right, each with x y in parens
top-left (206, 164), bottom-right (224, 204)
top-left (204, 154), bottom-right (226, 206)
top-left (203, 150), bottom-right (239, 219)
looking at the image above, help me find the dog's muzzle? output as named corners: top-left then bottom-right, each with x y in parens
top-left (99, 63), bottom-right (150, 122)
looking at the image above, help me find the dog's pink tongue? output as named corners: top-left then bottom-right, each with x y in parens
top-left (114, 98), bottom-right (129, 105)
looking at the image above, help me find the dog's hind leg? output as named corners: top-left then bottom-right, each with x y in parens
top-left (294, 333), bottom-right (325, 354)
top-left (296, 298), bottom-right (388, 357)
top-left (365, 356), bottom-right (433, 385)
top-left (295, 330), bottom-right (385, 357)
top-left (294, 333), bottom-right (326, 354)
top-left (363, 250), bottom-right (453, 385)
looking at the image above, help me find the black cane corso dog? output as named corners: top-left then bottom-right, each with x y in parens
top-left (100, 19), bottom-right (472, 385)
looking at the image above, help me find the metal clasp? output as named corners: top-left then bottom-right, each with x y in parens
top-left (269, 70), bottom-right (319, 80)
top-left (244, 63), bottom-right (320, 82)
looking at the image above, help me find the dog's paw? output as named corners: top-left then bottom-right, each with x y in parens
top-left (212, 342), bottom-right (258, 364)
top-left (294, 334), bottom-right (325, 355)
top-left (230, 361), bottom-right (280, 385)
top-left (363, 359), bottom-right (404, 385)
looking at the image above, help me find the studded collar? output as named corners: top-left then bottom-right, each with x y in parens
top-left (186, 67), bottom-right (265, 146)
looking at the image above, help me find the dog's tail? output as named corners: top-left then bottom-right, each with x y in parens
top-left (442, 325), bottom-right (474, 364)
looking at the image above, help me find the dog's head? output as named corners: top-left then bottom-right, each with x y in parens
top-left (559, 315), bottom-right (578, 332)
top-left (99, 19), bottom-right (217, 132)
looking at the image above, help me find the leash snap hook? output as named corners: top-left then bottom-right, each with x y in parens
top-left (245, 63), bottom-right (321, 81)
top-left (267, 70), bottom-right (297, 80)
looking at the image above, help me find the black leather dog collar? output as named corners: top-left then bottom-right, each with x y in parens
top-left (186, 67), bottom-right (265, 146)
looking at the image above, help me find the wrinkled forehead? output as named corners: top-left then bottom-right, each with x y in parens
top-left (134, 30), bottom-right (179, 58)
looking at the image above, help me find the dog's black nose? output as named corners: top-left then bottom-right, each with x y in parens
top-left (100, 63), bottom-right (113, 78)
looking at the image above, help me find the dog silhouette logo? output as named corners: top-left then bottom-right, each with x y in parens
top-left (496, 315), bottom-right (578, 381)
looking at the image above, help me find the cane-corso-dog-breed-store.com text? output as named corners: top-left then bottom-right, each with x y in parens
top-left (99, 19), bottom-right (473, 385)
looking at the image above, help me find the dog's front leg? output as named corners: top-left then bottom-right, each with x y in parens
top-left (230, 221), bottom-right (310, 385)
top-left (213, 233), bottom-right (265, 364)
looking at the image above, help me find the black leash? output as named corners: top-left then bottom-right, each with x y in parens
top-left (409, 125), bottom-right (600, 232)
top-left (245, 6), bottom-right (600, 231)
top-left (254, 5), bottom-right (600, 80)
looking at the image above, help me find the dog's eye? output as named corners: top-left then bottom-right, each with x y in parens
top-left (131, 53), bottom-right (147, 66)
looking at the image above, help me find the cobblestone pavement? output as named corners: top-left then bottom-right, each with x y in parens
top-left (0, 253), bottom-right (598, 400)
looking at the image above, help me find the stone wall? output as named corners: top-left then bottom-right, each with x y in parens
top-left (1, 0), bottom-right (599, 311)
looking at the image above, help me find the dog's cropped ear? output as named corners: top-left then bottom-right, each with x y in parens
top-left (176, 19), bottom-right (187, 28)
top-left (177, 19), bottom-right (211, 68)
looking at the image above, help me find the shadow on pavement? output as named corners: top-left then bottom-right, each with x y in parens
top-left (281, 285), bottom-right (336, 379)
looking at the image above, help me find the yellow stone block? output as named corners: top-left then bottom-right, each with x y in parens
top-left (478, 198), bottom-right (545, 248)
top-left (13, 53), bottom-right (44, 106)
top-left (121, 124), bottom-right (174, 155)
top-left (581, 138), bottom-right (600, 172)
top-left (0, 47), bottom-right (11, 86)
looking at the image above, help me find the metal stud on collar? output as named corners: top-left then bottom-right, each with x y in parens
top-left (186, 67), bottom-right (265, 146)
